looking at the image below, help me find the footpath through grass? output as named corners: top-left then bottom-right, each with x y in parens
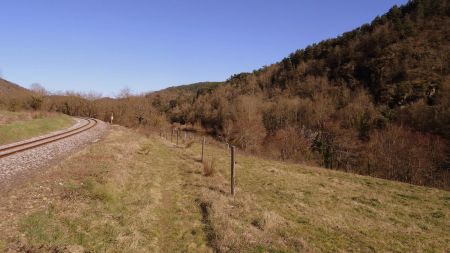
top-left (0, 126), bottom-right (448, 252)
top-left (0, 111), bottom-right (74, 145)
top-left (0, 126), bottom-right (210, 252)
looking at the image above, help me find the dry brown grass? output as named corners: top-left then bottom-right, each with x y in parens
top-left (185, 140), bottom-right (195, 149)
top-left (0, 126), bottom-right (448, 252)
top-left (183, 140), bottom-right (450, 252)
top-left (202, 158), bottom-right (216, 177)
top-left (0, 126), bottom-right (211, 252)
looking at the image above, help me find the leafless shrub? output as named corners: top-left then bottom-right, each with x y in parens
top-left (203, 158), bottom-right (216, 177)
top-left (367, 124), bottom-right (448, 187)
top-left (268, 126), bottom-right (315, 162)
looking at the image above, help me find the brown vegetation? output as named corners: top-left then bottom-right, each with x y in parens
top-left (0, 78), bottom-right (39, 111)
top-left (1, 0), bottom-right (448, 189)
top-left (2, 126), bottom-right (448, 252)
top-left (185, 140), bottom-right (195, 149)
top-left (147, 0), bottom-right (449, 189)
top-left (203, 158), bottom-right (216, 177)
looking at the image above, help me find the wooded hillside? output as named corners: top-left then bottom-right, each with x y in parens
top-left (2, 0), bottom-right (449, 189)
top-left (0, 79), bottom-right (36, 110)
top-left (149, 0), bottom-right (450, 188)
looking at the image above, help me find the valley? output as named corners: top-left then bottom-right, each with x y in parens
top-left (0, 0), bottom-right (449, 252)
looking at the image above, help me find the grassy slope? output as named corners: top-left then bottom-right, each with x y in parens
top-left (0, 127), bottom-right (448, 252)
top-left (0, 111), bottom-right (74, 145)
top-left (194, 144), bottom-right (450, 252)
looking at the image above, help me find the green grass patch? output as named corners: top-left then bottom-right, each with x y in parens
top-left (0, 112), bottom-right (73, 145)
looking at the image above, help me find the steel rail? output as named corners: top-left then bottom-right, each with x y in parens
top-left (0, 117), bottom-right (90, 153)
top-left (0, 118), bottom-right (97, 159)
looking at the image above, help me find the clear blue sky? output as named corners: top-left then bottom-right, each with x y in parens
top-left (0, 0), bottom-right (407, 96)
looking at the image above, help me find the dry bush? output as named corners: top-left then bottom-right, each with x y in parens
top-left (335, 90), bottom-right (379, 129)
top-left (226, 95), bottom-right (266, 152)
top-left (261, 98), bottom-right (301, 134)
top-left (266, 126), bottom-right (315, 162)
top-left (397, 97), bottom-right (450, 139)
top-left (203, 158), bottom-right (216, 177)
top-left (367, 124), bottom-right (448, 187)
top-left (310, 93), bottom-right (335, 127)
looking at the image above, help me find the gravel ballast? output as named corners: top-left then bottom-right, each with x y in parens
top-left (0, 118), bottom-right (108, 182)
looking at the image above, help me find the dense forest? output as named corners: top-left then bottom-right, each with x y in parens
top-left (1, 0), bottom-right (449, 189)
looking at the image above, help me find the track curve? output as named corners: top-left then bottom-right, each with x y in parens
top-left (0, 118), bottom-right (98, 159)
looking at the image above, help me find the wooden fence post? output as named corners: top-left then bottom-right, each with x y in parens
top-left (176, 130), bottom-right (179, 146)
top-left (201, 137), bottom-right (205, 162)
top-left (231, 146), bottom-right (236, 196)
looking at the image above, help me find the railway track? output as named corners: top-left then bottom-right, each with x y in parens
top-left (0, 118), bottom-right (98, 159)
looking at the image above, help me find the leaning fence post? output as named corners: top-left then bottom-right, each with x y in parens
top-left (231, 146), bottom-right (236, 196)
top-left (201, 137), bottom-right (205, 162)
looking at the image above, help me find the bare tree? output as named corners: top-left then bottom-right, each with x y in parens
top-left (30, 83), bottom-right (48, 96)
top-left (117, 87), bottom-right (132, 99)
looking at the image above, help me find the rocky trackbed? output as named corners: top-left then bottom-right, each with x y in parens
top-left (0, 118), bottom-right (108, 184)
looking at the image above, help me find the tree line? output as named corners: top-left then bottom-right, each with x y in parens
top-left (1, 0), bottom-right (449, 189)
